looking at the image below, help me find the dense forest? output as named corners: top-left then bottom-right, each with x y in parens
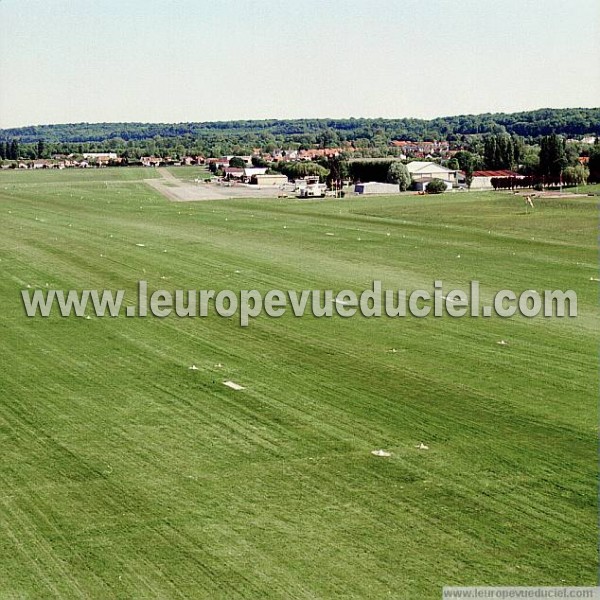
top-left (1, 108), bottom-right (598, 149)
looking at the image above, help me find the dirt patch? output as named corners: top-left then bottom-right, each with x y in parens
top-left (513, 190), bottom-right (589, 199)
top-left (145, 169), bottom-right (286, 202)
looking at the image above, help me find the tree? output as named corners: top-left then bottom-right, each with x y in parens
top-left (386, 162), bottom-right (411, 191)
top-left (511, 134), bottom-right (525, 166)
top-left (322, 155), bottom-right (348, 190)
top-left (483, 136), bottom-right (497, 168)
top-left (588, 146), bottom-right (600, 182)
top-left (251, 155), bottom-right (268, 167)
top-left (464, 171), bottom-right (474, 190)
top-left (229, 156), bottom-right (246, 168)
top-left (426, 179), bottom-right (447, 194)
top-left (9, 139), bottom-right (19, 161)
top-left (174, 144), bottom-right (186, 159)
top-left (563, 164), bottom-right (589, 186)
top-left (483, 134), bottom-right (515, 169)
top-left (276, 161), bottom-right (329, 181)
top-left (452, 151), bottom-right (477, 189)
top-left (37, 140), bottom-right (46, 159)
top-left (539, 134), bottom-right (567, 178)
top-left (316, 128), bottom-right (339, 149)
top-left (454, 150), bottom-right (480, 172)
top-left (519, 146), bottom-right (540, 175)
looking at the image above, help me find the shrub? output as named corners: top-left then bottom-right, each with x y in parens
top-left (563, 164), bottom-right (589, 186)
top-left (348, 160), bottom-right (394, 183)
top-left (386, 162), bottom-right (411, 191)
top-left (426, 179), bottom-right (447, 194)
top-left (229, 156), bottom-right (246, 168)
top-left (275, 161), bottom-right (329, 181)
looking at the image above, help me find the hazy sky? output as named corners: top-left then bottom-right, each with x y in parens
top-left (0, 0), bottom-right (598, 128)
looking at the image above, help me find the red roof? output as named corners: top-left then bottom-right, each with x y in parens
top-left (473, 170), bottom-right (521, 177)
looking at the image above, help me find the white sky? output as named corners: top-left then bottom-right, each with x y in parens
top-left (0, 0), bottom-right (598, 128)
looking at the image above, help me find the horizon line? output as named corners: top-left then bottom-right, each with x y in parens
top-left (2, 106), bottom-right (599, 131)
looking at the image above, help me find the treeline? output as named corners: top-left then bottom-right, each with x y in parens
top-left (2, 108), bottom-right (598, 147)
top-left (340, 132), bottom-right (600, 184)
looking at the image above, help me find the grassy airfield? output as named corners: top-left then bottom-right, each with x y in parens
top-left (0, 167), bottom-right (596, 598)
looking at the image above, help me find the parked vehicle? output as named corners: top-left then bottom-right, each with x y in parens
top-left (297, 176), bottom-right (326, 198)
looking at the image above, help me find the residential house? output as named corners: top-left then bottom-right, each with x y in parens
top-left (141, 156), bottom-right (162, 167)
top-left (181, 155), bottom-right (205, 166)
top-left (83, 152), bottom-right (118, 166)
top-left (207, 157), bottom-right (231, 170)
top-left (391, 140), bottom-right (450, 158)
top-left (83, 152), bottom-right (117, 160)
top-left (32, 160), bottom-right (51, 169)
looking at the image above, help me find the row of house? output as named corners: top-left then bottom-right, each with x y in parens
top-left (10, 158), bottom-right (94, 170)
top-left (390, 140), bottom-right (451, 159)
top-left (6, 154), bottom-right (206, 170)
top-left (141, 155), bottom-right (205, 167)
top-left (206, 148), bottom-right (354, 168)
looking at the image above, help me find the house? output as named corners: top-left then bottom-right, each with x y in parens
top-left (207, 157), bottom-right (231, 170)
top-left (406, 161), bottom-right (458, 190)
top-left (297, 147), bottom-right (352, 161)
top-left (32, 160), bottom-right (52, 169)
top-left (470, 170), bottom-right (523, 190)
top-left (391, 140), bottom-right (450, 157)
top-left (141, 156), bottom-right (162, 167)
top-left (83, 152), bottom-right (118, 166)
top-left (83, 152), bottom-right (117, 160)
top-left (181, 155), bottom-right (205, 166)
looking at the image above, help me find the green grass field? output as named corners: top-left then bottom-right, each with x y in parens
top-left (165, 166), bottom-right (212, 181)
top-left (0, 169), bottom-right (597, 599)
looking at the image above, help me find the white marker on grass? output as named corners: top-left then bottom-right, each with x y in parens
top-left (223, 381), bottom-right (245, 391)
top-left (371, 450), bottom-right (391, 457)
